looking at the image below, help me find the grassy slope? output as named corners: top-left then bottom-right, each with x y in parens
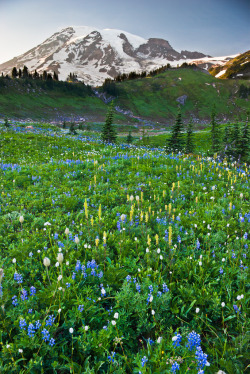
top-left (114, 68), bottom-right (250, 123)
top-left (0, 79), bottom-right (127, 122)
top-left (0, 69), bottom-right (249, 123)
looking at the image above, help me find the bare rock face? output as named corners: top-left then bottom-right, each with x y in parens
top-left (0, 26), bottom-right (209, 85)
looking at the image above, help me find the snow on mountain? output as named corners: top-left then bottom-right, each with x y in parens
top-left (0, 26), bottom-right (213, 85)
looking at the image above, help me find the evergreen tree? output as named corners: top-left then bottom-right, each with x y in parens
top-left (126, 131), bottom-right (133, 144)
top-left (185, 121), bottom-right (195, 153)
top-left (22, 65), bottom-right (29, 78)
top-left (33, 70), bottom-right (39, 79)
top-left (223, 125), bottom-right (232, 158)
top-left (166, 107), bottom-right (185, 153)
top-left (69, 122), bottom-right (77, 135)
top-left (11, 67), bottom-right (18, 79)
top-left (101, 101), bottom-right (117, 143)
top-left (210, 110), bottom-right (221, 154)
top-left (240, 121), bottom-right (249, 163)
top-left (42, 71), bottom-right (47, 81)
top-left (231, 121), bottom-right (241, 160)
top-left (18, 69), bottom-right (22, 78)
top-left (4, 117), bottom-right (10, 128)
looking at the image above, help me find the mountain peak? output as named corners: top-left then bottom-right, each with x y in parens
top-left (0, 26), bottom-right (209, 86)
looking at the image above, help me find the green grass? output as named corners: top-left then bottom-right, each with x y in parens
top-left (1, 69), bottom-right (249, 124)
top-left (0, 124), bottom-right (248, 373)
top-left (112, 68), bottom-right (250, 123)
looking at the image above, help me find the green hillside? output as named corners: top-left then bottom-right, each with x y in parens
top-left (107, 68), bottom-right (250, 123)
top-left (0, 77), bottom-right (126, 122)
top-left (0, 68), bottom-right (249, 124)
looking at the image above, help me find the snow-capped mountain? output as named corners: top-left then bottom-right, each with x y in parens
top-left (0, 26), bottom-right (213, 85)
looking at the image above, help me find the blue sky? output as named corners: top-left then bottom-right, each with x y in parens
top-left (0, 0), bottom-right (249, 63)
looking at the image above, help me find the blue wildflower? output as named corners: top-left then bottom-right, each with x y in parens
top-left (21, 289), bottom-right (28, 301)
top-left (171, 362), bottom-right (180, 373)
top-left (108, 351), bottom-right (116, 362)
top-left (19, 319), bottom-right (27, 330)
top-left (186, 331), bottom-right (201, 351)
top-left (141, 356), bottom-right (148, 367)
top-left (49, 338), bottom-right (55, 346)
top-left (195, 346), bottom-right (209, 370)
top-left (12, 295), bottom-right (18, 306)
top-left (163, 283), bottom-right (169, 293)
top-left (27, 323), bottom-right (35, 337)
top-left (41, 329), bottom-right (50, 341)
top-left (30, 286), bottom-right (36, 296)
top-left (172, 333), bottom-right (182, 348)
top-left (46, 315), bottom-right (55, 326)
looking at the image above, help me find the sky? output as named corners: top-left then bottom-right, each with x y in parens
top-left (0, 0), bottom-right (249, 63)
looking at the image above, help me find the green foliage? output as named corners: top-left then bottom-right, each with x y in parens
top-left (166, 108), bottom-right (185, 153)
top-left (4, 117), bottom-right (10, 128)
top-left (101, 101), bottom-right (117, 143)
top-left (0, 115), bottom-right (249, 373)
top-left (126, 131), bottom-right (133, 144)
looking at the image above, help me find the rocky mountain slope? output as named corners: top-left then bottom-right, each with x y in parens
top-left (208, 50), bottom-right (250, 79)
top-left (0, 26), bottom-right (210, 86)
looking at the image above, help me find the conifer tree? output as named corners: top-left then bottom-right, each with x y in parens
top-left (210, 110), bottom-right (221, 154)
top-left (231, 121), bottom-right (241, 160)
top-left (22, 65), bottom-right (29, 78)
top-left (240, 121), bottom-right (249, 163)
top-left (223, 125), bottom-right (232, 158)
top-left (4, 117), bottom-right (10, 128)
top-left (33, 70), bottom-right (39, 79)
top-left (101, 101), bottom-right (117, 143)
top-left (166, 107), bottom-right (185, 153)
top-left (18, 69), bottom-right (22, 78)
top-left (185, 121), bottom-right (195, 154)
top-left (11, 67), bottom-right (18, 79)
top-left (69, 122), bottom-right (77, 135)
top-left (127, 131), bottom-right (133, 144)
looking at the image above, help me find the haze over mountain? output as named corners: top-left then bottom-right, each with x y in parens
top-left (0, 26), bottom-right (213, 86)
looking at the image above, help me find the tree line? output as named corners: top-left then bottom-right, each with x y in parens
top-left (100, 62), bottom-right (197, 95)
top-left (9, 66), bottom-right (59, 81)
top-left (101, 102), bottom-right (249, 163)
top-left (166, 109), bottom-right (249, 162)
top-left (2, 66), bottom-right (81, 84)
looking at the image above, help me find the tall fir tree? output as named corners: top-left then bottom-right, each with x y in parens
top-left (101, 101), bottom-right (117, 143)
top-left (223, 125), bottom-right (232, 158)
top-left (166, 107), bottom-right (185, 153)
top-left (22, 65), bottom-right (29, 79)
top-left (231, 121), bottom-right (241, 160)
top-left (4, 117), bottom-right (10, 128)
top-left (185, 121), bottom-right (195, 154)
top-left (126, 131), bottom-right (133, 144)
top-left (33, 70), bottom-right (39, 79)
top-left (210, 110), bottom-right (221, 154)
top-left (18, 68), bottom-right (22, 78)
top-left (11, 67), bottom-right (18, 79)
top-left (240, 121), bottom-right (249, 163)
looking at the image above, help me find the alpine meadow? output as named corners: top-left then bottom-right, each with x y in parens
top-left (0, 2), bottom-right (249, 373)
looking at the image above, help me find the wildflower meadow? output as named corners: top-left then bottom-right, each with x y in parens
top-left (0, 122), bottom-right (248, 373)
